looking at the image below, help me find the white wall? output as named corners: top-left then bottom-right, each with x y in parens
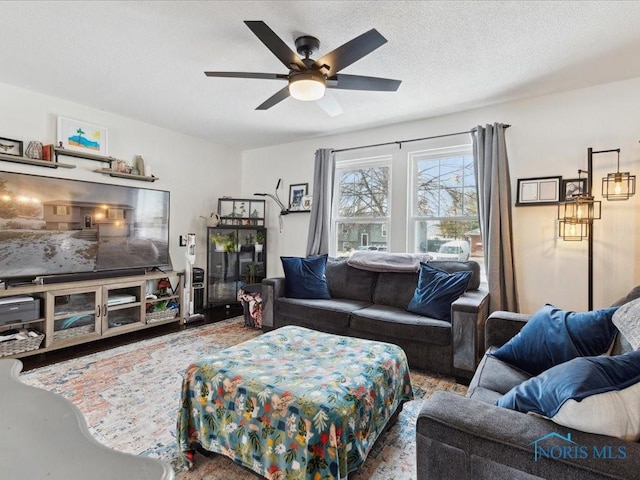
top-left (241, 77), bottom-right (640, 314)
top-left (0, 82), bottom-right (241, 272)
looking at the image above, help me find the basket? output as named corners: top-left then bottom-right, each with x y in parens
top-left (53, 324), bottom-right (95, 341)
top-left (146, 307), bottom-right (179, 324)
top-left (0, 330), bottom-right (45, 357)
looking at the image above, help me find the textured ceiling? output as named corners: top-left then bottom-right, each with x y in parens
top-left (1, 1), bottom-right (640, 150)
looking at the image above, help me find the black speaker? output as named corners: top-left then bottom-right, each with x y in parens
top-left (192, 267), bottom-right (204, 283)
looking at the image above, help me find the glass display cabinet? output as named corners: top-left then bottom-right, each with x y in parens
top-left (207, 226), bottom-right (267, 308)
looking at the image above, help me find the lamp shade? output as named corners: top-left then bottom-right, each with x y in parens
top-left (557, 195), bottom-right (601, 224)
top-left (602, 171), bottom-right (636, 201)
top-left (558, 220), bottom-right (589, 241)
top-left (289, 72), bottom-right (326, 101)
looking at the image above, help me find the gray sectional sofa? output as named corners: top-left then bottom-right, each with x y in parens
top-left (261, 257), bottom-right (489, 379)
top-left (417, 285), bottom-right (640, 479)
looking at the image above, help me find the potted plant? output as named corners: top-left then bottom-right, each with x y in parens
top-left (209, 233), bottom-right (226, 251)
top-left (224, 232), bottom-right (237, 253)
top-left (255, 230), bottom-right (264, 253)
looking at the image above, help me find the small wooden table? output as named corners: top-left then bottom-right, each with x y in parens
top-left (0, 359), bottom-right (174, 480)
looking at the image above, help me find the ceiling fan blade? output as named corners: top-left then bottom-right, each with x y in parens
top-left (316, 92), bottom-right (343, 117)
top-left (327, 73), bottom-right (401, 91)
top-left (256, 86), bottom-right (291, 110)
top-left (244, 21), bottom-right (306, 71)
top-left (313, 29), bottom-right (387, 76)
top-left (204, 71), bottom-right (289, 80)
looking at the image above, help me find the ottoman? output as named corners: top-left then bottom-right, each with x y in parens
top-left (177, 325), bottom-right (413, 479)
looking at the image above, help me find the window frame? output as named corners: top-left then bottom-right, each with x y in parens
top-left (407, 144), bottom-right (476, 253)
top-left (331, 155), bottom-right (392, 256)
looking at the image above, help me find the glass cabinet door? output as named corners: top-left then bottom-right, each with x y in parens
top-left (46, 286), bottom-right (101, 348)
top-left (102, 281), bottom-right (144, 335)
top-left (207, 226), bottom-right (267, 307)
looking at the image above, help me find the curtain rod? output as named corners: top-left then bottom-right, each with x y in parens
top-left (332, 124), bottom-right (511, 153)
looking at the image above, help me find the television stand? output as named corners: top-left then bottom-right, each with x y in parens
top-left (0, 270), bottom-right (184, 360)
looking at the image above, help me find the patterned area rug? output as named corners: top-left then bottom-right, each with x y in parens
top-left (20, 317), bottom-right (467, 479)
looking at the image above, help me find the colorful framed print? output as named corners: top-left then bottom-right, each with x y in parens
top-left (516, 176), bottom-right (561, 206)
top-left (57, 116), bottom-right (108, 156)
top-left (288, 183), bottom-right (308, 210)
top-left (0, 137), bottom-right (24, 157)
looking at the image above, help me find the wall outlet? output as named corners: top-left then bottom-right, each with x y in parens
top-left (179, 235), bottom-right (187, 247)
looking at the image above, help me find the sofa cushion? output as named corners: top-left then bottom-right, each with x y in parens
top-left (612, 297), bottom-right (640, 349)
top-left (490, 304), bottom-right (618, 376)
top-left (426, 260), bottom-right (481, 291)
top-left (350, 304), bottom-right (451, 346)
top-left (407, 263), bottom-right (472, 322)
top-left (325, 257), bottom-right (378, 303)
top-left (280, 254), bottom-right (331, 299)
top-left (372, 271), bottom-right (419, 308)
top-left (275, 297), bottom-right (370, 333)
top-left (497, 349), bottom-right (640, 441)
top-left (467, 347), bottom-right (532, 401)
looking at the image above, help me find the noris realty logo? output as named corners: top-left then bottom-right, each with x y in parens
top-left (529, 432), bottom-right (626, 462)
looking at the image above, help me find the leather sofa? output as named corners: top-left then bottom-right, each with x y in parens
top-left (417, 285), bottom-right (640, 479)
top-left (261, 257), bottom-right (489, 379)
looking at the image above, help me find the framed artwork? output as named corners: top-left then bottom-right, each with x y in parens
top-left (516, 176), bottom-right (561, 206)
top-left (288, 183), bottom-right (308, 210)
top-left (0, 137), bottom-right (23, 157)
top-left (57, 116), bottom-right (108, 156)
top-left (561, 178), bottom-right (587, 200)
top-left (301, 195), bottom-right (313, 211)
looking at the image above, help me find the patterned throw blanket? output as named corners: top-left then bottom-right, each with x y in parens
top-left (177, 326), bottom-right (414, 479)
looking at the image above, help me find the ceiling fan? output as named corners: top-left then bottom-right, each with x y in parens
top-left (204, 21), bottom-right (401, 116)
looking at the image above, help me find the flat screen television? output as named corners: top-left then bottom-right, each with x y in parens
top-left (0, 170), bottom-right (171, 282)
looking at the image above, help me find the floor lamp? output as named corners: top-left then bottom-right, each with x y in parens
top-left (558, 147), bottom-right (636, 310)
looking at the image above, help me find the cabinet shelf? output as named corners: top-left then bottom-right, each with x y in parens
top-left (0, 152), bottom-right (76, 169)
top-left (95, 168), bottom-right (159, 182)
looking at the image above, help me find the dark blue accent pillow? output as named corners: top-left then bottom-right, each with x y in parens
top-left (490, 304), bottom-right (618, 376)
top-left (496, 349), bottom-right (640, 418)
top-left (406, 263), bottom-right (472, 322)
top-left (280, 254), bottom-right (331, 299)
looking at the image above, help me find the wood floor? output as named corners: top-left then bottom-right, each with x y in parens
top-left (19, 305), bottom-right (244, 371)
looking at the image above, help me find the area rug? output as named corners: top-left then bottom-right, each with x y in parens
top-left (20, 317), bottom-right (467, 479)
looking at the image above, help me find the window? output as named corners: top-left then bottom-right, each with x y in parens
top-left (409, 145), bottom-right (479, 260)
top-left (54, 205), bottom-right (70, 216)
top-left (107, 208), bottom-right (124, 220)
top-left (332, 156), bottom-right (391, 256)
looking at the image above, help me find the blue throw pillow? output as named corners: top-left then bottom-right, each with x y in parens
top-left (280, 254), bottom-right (331, 299)
top-left (490, 304), bottom-right (618, 376)
top-left (496, 350), bottom-right (640, 440)
top-left (406, 263), bottom-right (472, 322)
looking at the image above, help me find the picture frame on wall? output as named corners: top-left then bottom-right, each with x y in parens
top-left (516, 176), bottom-right (561, 206)
top-left (301, 195), bottom-right (313, 211)
top-left (288, 183), bottom-right (308, 210)
top-left (561, 178), bottom-right (587, 200)
top-left (57, 116), bottom-right (108, 156)
top-left (0, 137), bottom-right (24, 157)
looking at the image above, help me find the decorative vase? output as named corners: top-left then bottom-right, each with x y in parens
top-left (25, 141), bottom-right (43, 159)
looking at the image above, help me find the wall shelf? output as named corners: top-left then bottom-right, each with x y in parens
top-left (95, 168), bottom-right (159, 182)
top-left (53, 147), bottom-right (113, 165)
top-left (0, 152), bottom-right (75, 169)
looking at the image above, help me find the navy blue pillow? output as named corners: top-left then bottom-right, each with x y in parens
top-left (490, 304), bottom-right (618, 376)
top-left (280, 254), bottom-right (331, 299)
top-left (406, 263), bottom-right (472, 322)
top-left (497, 349), bottom-right (640, 417)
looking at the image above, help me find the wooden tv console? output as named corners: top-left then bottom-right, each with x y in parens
top-left (0, 270), bottom-right (184, 359)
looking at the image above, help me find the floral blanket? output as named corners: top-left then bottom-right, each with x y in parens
top-left (176, 325), bottom-right (413, 479)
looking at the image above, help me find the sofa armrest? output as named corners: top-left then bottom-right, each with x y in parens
top-left (451, 288), bottom-right (490, 379)
top-left (417, 391), bottom-right (640, 480)
top-left (261, 277), bottom-right (286, 330)
top-left (484, 311), bottom-right (531, 350)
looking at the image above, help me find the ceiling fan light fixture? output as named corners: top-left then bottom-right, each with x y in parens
top-left (289, 72), bottom-right (325, 101)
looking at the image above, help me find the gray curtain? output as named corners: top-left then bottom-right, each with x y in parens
top-left (472, 123), bottom-right (519, 313)
top-left (306, 148), bottom-right (336, 256)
